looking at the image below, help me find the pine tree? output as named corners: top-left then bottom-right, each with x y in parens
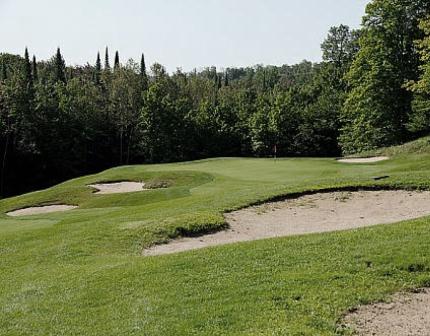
top-left (104, 47), bottom-right (110, 70)
top-left (96, 52), bottom-right (101, 71)
top-left (224, 71), bottom-right (229, 86)
top-left (23, 47), bottom-right (33, 87)
top-left (94, 52), bottom-right (102, 84)
top-left (140, 53), bottom-right (149, 90)
top-left (114, 51), bottom-right (120, 71)
top-left (54, 47), bottom-right (66, 83)
top-left (20, 48), bottom-right (35, 149)
top-left (32, 55), bottom-right (38, 82)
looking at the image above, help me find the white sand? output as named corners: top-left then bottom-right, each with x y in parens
top-left (88, 182), bottom-right (146, 195)
top-left (144, 190), bottom-right (430, 256)
top-left (7, 205), bottom-right (78, 217)
top-left (338, 156), bottom-right (389, 163)
top-left (344, 289), bottom-right (430, 336)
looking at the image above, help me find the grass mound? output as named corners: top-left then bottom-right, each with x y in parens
top-left (358, 136), bottom-right (430, 157)
top-left (0, 168), bottom-right (213, 214)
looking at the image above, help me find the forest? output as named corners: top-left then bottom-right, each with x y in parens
top-left (1, 0), bottom-right (430, 197)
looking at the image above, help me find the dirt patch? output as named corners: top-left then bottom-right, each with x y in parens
top-left (338, 156), bottom-right (389, 163)
top-left (343, 289), bottom-right (430, 335)
top-left (88, 182), bottom-right (146, 195)
top-left (144, 190), bottom-right (430, 256)
top-left (7, 205), bottom-right (78, 217)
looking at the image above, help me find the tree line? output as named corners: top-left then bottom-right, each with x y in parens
top-left (1, 0), bottom-right (430, 197)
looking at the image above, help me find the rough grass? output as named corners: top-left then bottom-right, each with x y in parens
top-left (354, 136), bottom-right (430, 158)
top-left (1, 145), bottom-right (430, 335)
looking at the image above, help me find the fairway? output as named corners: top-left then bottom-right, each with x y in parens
top-left (1, 144), bottom-right (430, 335)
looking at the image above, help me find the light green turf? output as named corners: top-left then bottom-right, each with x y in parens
top-left (1, 142), bottom-right (430, 335)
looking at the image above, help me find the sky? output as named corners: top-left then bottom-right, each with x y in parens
top-left (0, 0), bottom-right (369, 72)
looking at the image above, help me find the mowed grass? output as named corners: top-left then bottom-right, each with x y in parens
top-left (1, 143), bottom-right (430, 335)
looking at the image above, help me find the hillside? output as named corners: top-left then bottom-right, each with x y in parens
top-left (356, 136), bottom-right (430, 158)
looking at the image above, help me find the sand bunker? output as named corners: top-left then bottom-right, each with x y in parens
top-left (338, 156), bottom-right (389, 163)
top-left (144, 190), bottom-right (430, 256)
top-left (343, 289), bottom-right (430, 335)
top-left (7, 205), bottom-right (78, 217)
top-left (88, 182), bottom-right (146, 195)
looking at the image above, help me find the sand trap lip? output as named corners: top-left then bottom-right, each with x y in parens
top-left (337, 156), bottom-right (389, 163)
top-left (7, 205), bottom-right (78, 217)
top-left (343, 289), bottom-right (430, 335)
top-left (88, 181), bottom-right (146, 195)
top-left (144, 190), bottom-right (430, 256)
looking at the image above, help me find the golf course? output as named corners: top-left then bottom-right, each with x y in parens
top-left (1, 137), bottom-right (430, 335)
top-left (2, 0), bottom-right (430, 334)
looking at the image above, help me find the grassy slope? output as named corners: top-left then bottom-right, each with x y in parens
top-left (354, 136), bottom-right (430, 157)
top-left (1, 142), bottom-right (430, 335)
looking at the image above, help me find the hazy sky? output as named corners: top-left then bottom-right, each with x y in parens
top-left (0, 0), bottom-right (369, 72)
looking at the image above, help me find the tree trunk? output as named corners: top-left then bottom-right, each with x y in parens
top-left (1, 132), bottom-right (10, 197)
top-left (119, 128), bottom-right (123, 165)
top-left (126, 128), bottom-right (134, 165)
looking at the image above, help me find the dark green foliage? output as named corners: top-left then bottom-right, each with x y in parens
top-left (406, 16), bottom-right (430, 133)
top-left (23, 48), bottom-right (32, 86)
top-left (0, 61), bottom-right (6, 81)
top-left (140, 66), bottom-right (190, 162)
top-left (109, 60), bottom-right (144, 165)
top-left (32, 55), bottom-right (38, 82)
top-left (140, 53), bottom-right (148, 90)
top-left (53, 47), bottom-right (66, 83)
top-left (321, 24), bottom-right (360, 67)
top-left (340, 0), bottom-right (430, 154)
top-left (94, 52), bottom-right (101, 84)
top-left (96, 52), bottom-right (101, 72)
top-left (216, 74), bottom-right (222, 90)
top-left (104, 46), bottom-right (110, 70)
top-left (114, 51), bottom-right (120, 70)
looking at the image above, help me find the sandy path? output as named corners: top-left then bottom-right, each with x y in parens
top-left (144, 190), bottom-right (430, 256)
top-left (7, 205), bottom-right (78, 217)
top-left (88, 182), bottom-right (146, 195)
top-left (338, 156), bottom-right (389, 163)
top-left (344, 289), bottom-right (430, 335)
